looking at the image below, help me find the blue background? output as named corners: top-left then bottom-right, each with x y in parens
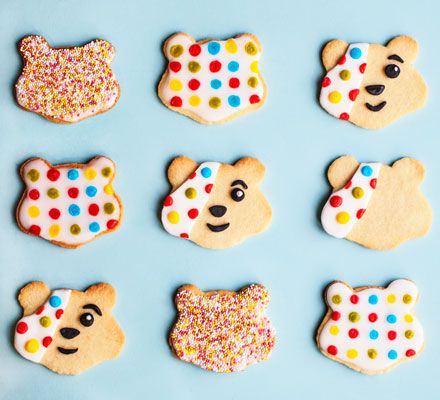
top-left (1, 0), bottom-right (439, 398)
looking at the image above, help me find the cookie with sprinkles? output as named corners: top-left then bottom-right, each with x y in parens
top-left (16, 156), bottom-right (122, 248)
top-left (169, 284), bottom-right (276, 372)
top-left (16, 35), bottom-right (120, 123)
top-left (158, 32), bottom-right (267, 124)
top-left (317, 279), bottom-right (424, 374)
top-left (320, 155), bottom-right (431, 249)
top-left (14, 281), bottom-right (124, 375)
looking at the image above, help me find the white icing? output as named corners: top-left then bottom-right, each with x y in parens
top-left (318, 279), bottom-right (424, 373)
top-left (320, 43), bottom-right (369, 120)
top-left (321, 162), bottom-right (381, 238)
top-left (161, 162), bottom-right (220, 239)
top-left (17, 157), bottom-right (122, 246)
top-left (159, 33), bottom-right (265, 123)
top-left (15, 289), bottom-right (71, 363)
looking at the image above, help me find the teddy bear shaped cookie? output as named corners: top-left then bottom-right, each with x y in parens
top-left (14, 281), bottom-right (125, 375)
top-left (321, 155), bottom-right (432, 249)
top-left (161, 156), bottom-right (272, 249)
top-left (317, 279), bottom-right (424, 374)
top-left (319, 35), bottom-right (427, 129)
top-left (16, 156), bottom-right (122, 248)
top-left (16, 35), bottom-right (120, 123)
top-left (169, 284), bottom-right (276, 372)
top-left (158, 32), bottom-right (266, 124)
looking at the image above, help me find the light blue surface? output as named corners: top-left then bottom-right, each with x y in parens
top-left (1, 0), bottom-right (440, 399)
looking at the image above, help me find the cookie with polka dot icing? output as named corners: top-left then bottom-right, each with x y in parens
top-left (14, 281), bottom-right (125, 375)
top-left (169, 284), bottom-right (276, 372)
top-left (161, 156), bottom-right (272, 249)
top-left (321, 155), bottom-right (431, 249)
top-left (16, 35), bottom-right (120, 123)
top-left (319, 36), bottom-right (427, 129)
top-left (158, 32), bottom-right (266, 124)
top-left (16, 156), bottom-right (122, 248)
top-left (317, 279), bottom-right (424, 374)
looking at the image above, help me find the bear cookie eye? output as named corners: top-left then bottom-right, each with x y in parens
top-left (231, 188), bottom-right (245, 202)
top-left (385, 64), bottom-right (400, 79)
top-left (79, 313), bottom-right (94, 327)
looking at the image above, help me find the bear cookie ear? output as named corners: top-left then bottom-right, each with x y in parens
top-left (327, 156), bottom-right (360, 190)
top-left (392, 157), bottom-right (425, 184)
top-left (167, 156), bottom-right (198, 190)
top-left (85, 283), bottom-right (117, 309)
top-left (19, 36), bottom-right (50, 60)
top-left (321, 39), bottom-right (349, 71)
top-left (386, 35), bottom-right (418, 64)
top-left (18, 282), bottom-right (51, 317)
top-left (234, 157), bottom-right (266, 185)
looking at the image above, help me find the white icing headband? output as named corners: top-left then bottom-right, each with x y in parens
top-left (161, 162), bottom-right (220, 239)
top-left (320, 43), bottom-right (369, 121)
top-left (15, 289), bottom-right (71, 363)
top-left (321, 162), bottom-right (381, 238)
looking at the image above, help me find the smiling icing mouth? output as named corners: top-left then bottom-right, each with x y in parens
top-left (207, 223), bottom-right (230, 233)
top-left (57, 347), bottom-right (78, 355)
top-left (366, 101), bottom-right (387, 112)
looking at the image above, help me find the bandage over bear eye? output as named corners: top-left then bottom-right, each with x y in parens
top-left (321, 163), bottom-right (382, 238)
top-left (161, 162), bottom-right (221, 239)
top-left (15, 289), bottom-right (71, 363)
top-left (320, 43), bottom-right (369, 121)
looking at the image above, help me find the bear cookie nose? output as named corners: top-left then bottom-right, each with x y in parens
top-left (60, 327), bottom-right (80, 339)
top-left (365, 85), bottom-right (385, 96)
top-left (209, 205), bottom-right (227, 218)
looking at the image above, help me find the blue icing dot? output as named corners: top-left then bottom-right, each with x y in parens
top-left (89, 222), bottom-right (100, 233)
top-left (201, 167), bottom-right (212, 178)
top-left (208, 42), bottom-right (221, 55)
top-left (67, 169), bottom-right (79, 180)
top-left (369, 329), bottom-right (379, 340)
top-left (49, 295), bottom-right (62, 308)
top-left (388, 350), bottom-right (398, 360)
top-left (228, 61), bottom-right (239, 72)
top-left (350, 47), bottom-right (362, 59)
top-left (361, 165), bottom-right (373, 177)
top-left (86, 185), bottom-right (97, 197)
top-left (387, 314), bottom-right (397, 324)
top-left (368, 294), bottom-right (378, 305)
top-left (210, 79), bottom-right (222, 89)
top-left (228, 95), bottom-right (241, 108)
top-left (69, 204), bottom-right (81, 217)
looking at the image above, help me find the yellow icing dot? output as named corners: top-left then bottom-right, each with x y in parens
top-left (368, 349), bottom-right (378, 359)
top-left (225, 39), bottom-right (238, 53)
top-left (40, 316), bottom-right (52, 328)
top-left (70, 224), bottom-right (81, 235)
top-left (209, 97), bottom-right (221, 109)
top-left (348, 312), bottom-right (360, 323)
top-left (387, 294), bottom-right (396, 304)
top-left (27, 205), bottom-right (40, 218)
top-left (403, 294), bottom-right (413, 304)
top-left (347, 349), bottom-right (358, 359)
top-left (170, 44), bottom-right (184, 58)
top-left (169, 79), bottom-right (182, 91)
top-left (47, 188), bottom-right (59, 199)
top-left (250, 61), bottom-right (259, 73)
top-left (189, 95), bottom-right (201, 107)
top-left (25, 339), bottom-right (39, 353)
top-left (329, 325), bottom-right (339, 335)
top-left (101, 167), bottom-right (112, 177)
top-left (49, 224), bottom-right (61, 238)
top-left (27, 169), bottom-right (40, 182)
top-left (339, 69), bottom-right (351, 80)
top-left (245, 41), bottom-right (258, 55)
top-left (328, 91), bottom-right (342, 104)
top-left (405, 330), bottom-right (414, 339)
top-left (104, 184), bottom-right (114, 195)
top-left (404, 314), bottom-right (413, 323)
top-left (185, 188), bottom-right (197, 199)
top-left (352, 187), bottom-right (364, 199)
top-left (168, 211), bottom-right (180, 224)
top-left (188, 61), bottom-right (201, 73)
top-left (332, 294), bottom-right (341, 305)
top-left (336, 211), bottom-right (350, 224)
top-left (248, 76), bottom-right (258, 88)
top-left (85, 168), bottom-right (97, 180)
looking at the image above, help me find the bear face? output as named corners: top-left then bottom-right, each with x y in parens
top-left (161, 156), bottom-right (272, 249)
top-left (319, 36), bottom-right (427, 129)
top-left (321, 156), bottom-right (432, 249)
top-left (170, 284), bottom-right (276, 372)
top-left (16, 35), bottom-right (120, 123)
top-left (158, 33), bottom-right (266, 124)
top-left (14, 282), bottom-right (125, 375)
top-left (317, 279), bottom-right (424, 374)
top-left (16, 156), bottom-right (123, 248)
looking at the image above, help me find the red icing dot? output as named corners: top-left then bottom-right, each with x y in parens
top-left (229, 78), bottom-right (240, 88)
top-left (47, 168), bottom-right (60, 182)
top-left (344, 180), bottom-right (352, 189)
top-left (189, 44), bottom-right (201, 56)
top-left (29, 225), bottom-right (41, 236)
top-left (331, 311), bottom-right (341, 321)
top-left (88, 204), bottom-right (99, 216)
top-left (322, 77), bottom-right (331, 88)
top-left (180, 233), bottom-right (189, 239)
top-left (368, 312), bottom-right (378, 322)
top-left (42, 336), bottom-right (52, 348)
top-left (329, 195), bottom-right (342, 208)
top-left (349, 89), bottom-right (359, 101)
top-left (350, 294), bottom-right (359, 304)
top-left (356, 209), bottom-right (365, 219)
top-left (49, 208), bottom-right (61, 220)
top-left (189, 172), bottom-right (196, 179)
top-left (170, 96), bottom-right (182, 107)
top-left (348, 328), bottom-right (359, 339)
top-left (388, 330), bottom-right (397, 340)
top-left (338, 55), bottom-right (346, 65)
top-left (406, 349), bottom-right (416, 357)
top-left (16, 321), bottom-right (28, 334)
top-left (29, 189), bottom-right (40, 200)
top-left (205, 184), bottom-right (213, 194)
top-left (188, 208), bottom-right (199, 219)
top-left (370, 178), bottom-right (377, 189)
top-left (209, 60), bottom-right (221, 72)
top-left (55, 309), bottom-right (64, 319)
top-left (340, 112), bottom-right (349, 120)
top-left (68, 187), bottom-right (79, 199)
top-left (164, 195), bottom-right (173, 207)
top-left (36, 306), bottom-right (44, 315)
top-left (249, 95), bottom-right (260, 104)
top-left (107, 219), bottom-right (118, 229)
top-left (169, 61), bottom-right (181, 72)
top-left (327, 345), bottom-right (338, 356)
top-left (359, 63), bottom-right (367, 73)
top-left (188, 79), bottom-right (200, 90)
